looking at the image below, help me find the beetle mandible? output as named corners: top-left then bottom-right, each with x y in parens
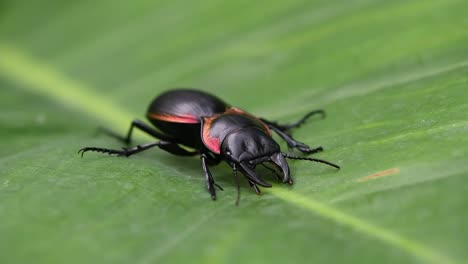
top-left (79, 89), bottom-right (340, 200)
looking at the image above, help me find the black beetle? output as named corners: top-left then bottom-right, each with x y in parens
top-left (79, 89), bottom-right (339, 200)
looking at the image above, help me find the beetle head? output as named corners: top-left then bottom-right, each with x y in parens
top-left (221, 127), bottom-right (291, 187)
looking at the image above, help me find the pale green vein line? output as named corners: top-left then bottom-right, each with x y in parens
top-left (255, 58), bottom-right (468, 117)
top-left (138, 203), bottom-right (232, 264)
top-left (0, 44), bottom-right (457, 264)
top-left (368, 121), bottom-right (468, 145)
top-left (0, 43), bottom-right (136, 133)
top-left (269, 188), bottom-right (454, 264)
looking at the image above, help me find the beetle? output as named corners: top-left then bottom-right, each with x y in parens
top-left (78, 89), bottom-right (340, 200)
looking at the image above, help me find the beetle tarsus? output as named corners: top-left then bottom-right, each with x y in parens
top-left (296, 145), bottom-right (323, 155)
top-left (281, 110), bottom-right (325, 131)
top-left (263, 110), bottom-right (325, 132)
top-left (261, 110), bottom-right (326, 155)
top-left (79, 142), bottom-right (163, 158)
top-left (263, 122), bottom-right (318, 155)
top-left (78, 147), bottom-right (125, 157)
top-left (214, 182), bottom-right (224, 191)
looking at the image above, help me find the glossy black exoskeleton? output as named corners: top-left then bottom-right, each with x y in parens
top-left (79, 89), bottom-right (339, 201)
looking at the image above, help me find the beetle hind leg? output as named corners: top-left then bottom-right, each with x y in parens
top-left (79, 141), bottom-right (197, 158)
top-left (79, 142), bottom-right (162, 157)
top-left (98, 119), bottom-right (172, 145)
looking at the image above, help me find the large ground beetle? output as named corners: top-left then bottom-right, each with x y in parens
top-left (79, 89), bottom-right (340, 201)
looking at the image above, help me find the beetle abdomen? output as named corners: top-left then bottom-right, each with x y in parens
top-left (147, 89), bottom-right (229, 123)
top-left (149, 119), bottom-right (204, 149)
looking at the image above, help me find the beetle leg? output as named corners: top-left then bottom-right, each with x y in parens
top-left (248, 181), bottom-right (261, 194)
top-left (79, 142), bottom-right (162, 157)
top-left (79, 141), bottom-right (197, 158)
top-left (232, 164), bottom-right (241, 206)
top-left (260, 110), bottom-right (326, 154)
top-left (260, 110), bottom-right (325, 132)
top-left (98, 119), bottom-right (173, 145)
top-left (201, 154), bottom-right (222, 200)
top-left (158, 142), bottom-right (198, 156)
top-left (263, 123), bottom-right (324, 155)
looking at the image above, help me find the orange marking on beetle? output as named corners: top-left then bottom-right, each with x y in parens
top-left (357, 168), bottom-right (400, 182)
top-left (147, 113), bottom-right (199, 124)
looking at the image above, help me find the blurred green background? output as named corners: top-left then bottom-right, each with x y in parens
top-left (1, 0), bottom-right (467, 263)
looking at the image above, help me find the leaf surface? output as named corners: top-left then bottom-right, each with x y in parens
top-left (1, 1), bottom-right (467, 263)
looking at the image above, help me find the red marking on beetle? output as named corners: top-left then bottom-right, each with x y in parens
top-left (357, 168), bottom-right (400, 182)
top-left (202, 116), bottom-right (221, 154)
top-left (204, 136), bottom-right (221, 154)
top-left (147, 113), bottom-right (199, 124)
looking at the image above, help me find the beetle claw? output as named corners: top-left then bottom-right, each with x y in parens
top-left (207, 183), bottom-right (217, 200)
top-left (214, 182), bottom-right (224, 191)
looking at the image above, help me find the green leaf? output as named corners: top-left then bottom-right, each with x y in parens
top-left (1, 0), bottom-right (467, 263)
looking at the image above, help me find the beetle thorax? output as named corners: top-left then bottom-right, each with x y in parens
top-left (221, 127), bottom-right (280, 163)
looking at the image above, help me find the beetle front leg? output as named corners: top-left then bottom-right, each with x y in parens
top-left (201, 153), bottom-right (223, 200)
top-left (260, 110), bottom-right (325, 132)
top-left (264, 123), bottom-right (323, 155)
top-left (260, 110), bottom-right (326, 154)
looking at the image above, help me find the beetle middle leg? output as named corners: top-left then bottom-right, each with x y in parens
top-left (98, 119), bottom-right (173, 145)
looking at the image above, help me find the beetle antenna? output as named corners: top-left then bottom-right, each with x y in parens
top-left (282, 153), bottom-right (340, 169)
top-left (233, 164), bottom-right (241, 206)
